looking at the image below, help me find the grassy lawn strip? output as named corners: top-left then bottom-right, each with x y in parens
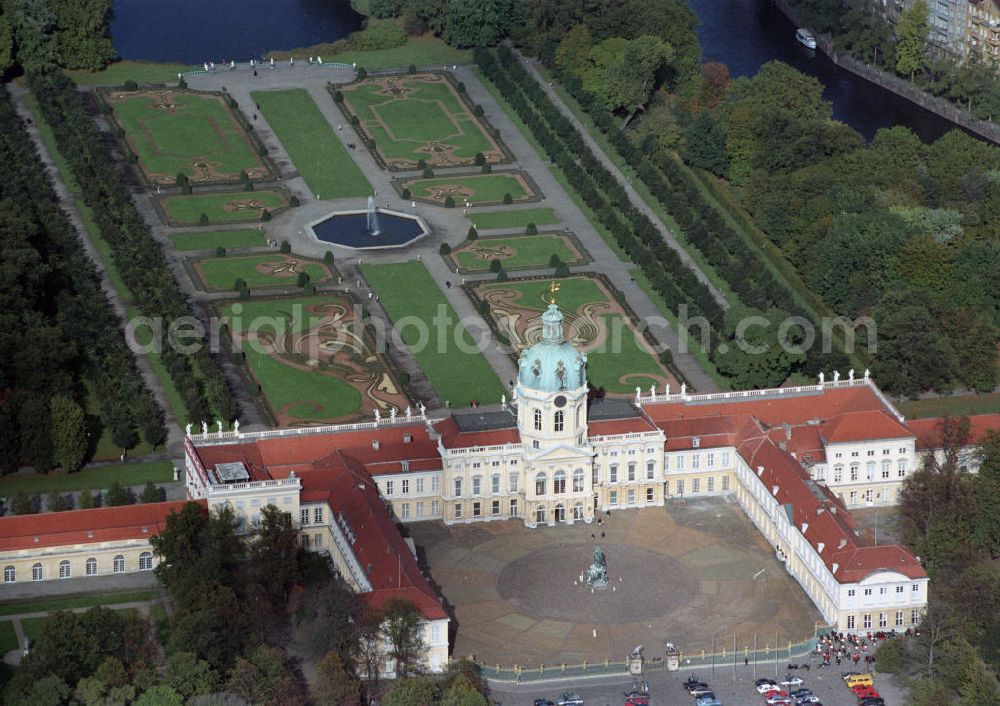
top-left (0, 621), bottom-right (17, 654)
top-left (541, 73), bottom-right (740, 306)
top-left (24, 95), bottom-right (193, 426)
top-left (111, 91), bottom-right (264, 183)
top-left (361, 261), bottom-right (505, 406)
top-left (68, 61), bottom-right (194, 86)
top-left (468, 207), bottom-right (558, 230)
top-left (268, 35), bottom-right (470, 71)
top-left (0, 461), bottom-right (174, 496)
top-left (169, 229), bottom-right (266, 251)
top-left (222, 297), bottom-right (363, 421)
top-left (161, 190), bottom-right (287, 225)
top-left (473, 68), bottom-right (629, 261)
top-left (898, 393), bottom-right (1000, 420)
top-left (403, 173), bottom-right (531, 204)
top-left (196, 254), bottom-right (330, 290)
top-left (632, 268), bottom-right (730, 391)
top-left (0, 591), bottom-right (158, 617)
top-left (252, 89), bottom-right (371, 199)
top-left (453, 234), bottom-right (581, 271)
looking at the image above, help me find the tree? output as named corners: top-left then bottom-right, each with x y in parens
top-left (442, 0), bottom-right (515, 48)
top-left (49, 0), bottom-right (115, 70)
top-left (698, 62), bottom-right (730, 109)
top-left (11, 489), bottom-right (36, 515)
top-left (713, 307), bottom-right (805, 389)
top-left (4, 0), bottom-right (59, 72)
top-left (46, 490), bottom-right (69, 512)
top-left (167, 582), bottom-right (248, 670)
top-left (50, 395), bottom-right (87, 472)
top-left (104, 480), bottom-right (131, 507)
top-left (380, 599), bottom-right (425, 677)
top-left (163, 651), bottom-right (220, 699)
top-left (896, 0), bottom-right (929, 78)
top-left (297, 569), bottom-right (363, 660)
top-left (313, 651), bottom-right (362, 706)
top-left (139, 481), bottom-right (161, 504)
top-left (683, 110), bottom-right (729, 176)
top-left (871, 290), bottom-right (956, 397)
top-left (78, 487), bottom-right (95, 509)
top-left (383, 676), bottom-right (439, 706)
top-left (226, 644), bottom-right (307, 706)
top-left (0, 14), bottom-right (14, 77)
top-left (134, 685), bottom-right (184, 706)
top-left (973, 432), bottom-right (1000, 557)
top-left (441, 674), bottom-right (489, 706)
top-left (247, 504), bottom-right (302, 607)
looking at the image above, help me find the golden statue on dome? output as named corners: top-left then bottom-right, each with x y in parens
top-left (547, 281), bottom-right (560, 305)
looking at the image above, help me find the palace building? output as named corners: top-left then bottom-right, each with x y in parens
top-left (4, 301), bottom-right (999, 669)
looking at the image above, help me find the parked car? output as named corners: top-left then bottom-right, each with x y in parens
top-left (533, 700), bottom-right (555, 706)
top-left (558, 694), bottom-right (584, 706)
top-left (685, 682), bottom-right (709, 693)
top-left (684, 675), bottom-right (703, 688)
top-left (794, 697), bottom-right (821, 704)
top-left (756, 678), bottom-right (778, 687)
top-left (790, 688), bottom-right (813, 697)
top-left (780, 675), bottom-right (804, 686)
top-left (689, 686), bottom-right (715, 698)
top-left (857, 699), bottom-right (884, 706)
top-left (852, 686), bottom-right (880, 699)
top-left (695, 698), bottom-right (722, 706)
top-left (623, 696), bottom-right (648, 706)
top-left (765, 695), bottom-right (793, 706)
top-left (757, 683), bottom-right (781, 694)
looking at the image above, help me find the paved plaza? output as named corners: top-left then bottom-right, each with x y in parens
top-left (409, 499), bottom-right (822, 669)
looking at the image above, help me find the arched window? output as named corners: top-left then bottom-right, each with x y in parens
top-left (572, 468), bottom-right (585, 492)
top-left (554, 504), bottom-right (566, 523)
top-left (113, 555), bottom-right (125, 574)
top-left (553, 470), bottom-right (566, 494)
top-left (32, 563), bottom-right (43, 582)
top-left (573, 502), bottom-right (584, 520)
top-left (59, 560), bottom-right (71, 579)
top-left (3, 565), bottom-right (14, 584)
top-left (535, 472), bottom-right (547, 496)
top-left (553, 410), bottom-right (564, 432)
top-left (86, 558), bottom-right (98, 576)
top-left (139, 552), bottom-right (154, 571)
top-left (533, 409), bottom-right (542, 431)
top-left (535, 505), bottom-right (546, 524)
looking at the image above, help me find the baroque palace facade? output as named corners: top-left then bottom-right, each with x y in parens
top-left (3, 302), bottom-right (1000, 670)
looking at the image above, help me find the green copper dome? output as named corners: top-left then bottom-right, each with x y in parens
top-left (517, 304), bottom-right (587, 392)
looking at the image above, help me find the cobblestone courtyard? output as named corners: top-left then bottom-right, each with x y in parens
top-left (408, 499), bottom-right (822, 668)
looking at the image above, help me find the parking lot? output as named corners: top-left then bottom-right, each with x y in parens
top-left (491, 661), bottom-right (907, 705)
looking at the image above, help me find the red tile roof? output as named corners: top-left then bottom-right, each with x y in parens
top-left (820, 410), bottom-right (913, 444)
top-left (909, 414), bottom-right (1000, 451)
top-left (435, 416), bottom-right (521, 449)
top-left (0, 500), bottom-right (200, 552)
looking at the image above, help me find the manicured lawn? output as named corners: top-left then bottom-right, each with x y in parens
top-left (341, 75), bottom-right (502, 169)
top-left (0, 621), bottom-right (17, 654)
top-left (169, 229), bottom-right (267, 251)
top-left (252, 89), bottom-right (371, 199)
top-left (475, 276), bottom-right (668, 394)
top-left (269, 35), bottom-right (470, 71)
top-left (402, 172), bottom-right (534, 205)
top-left (109, 90), bottom-right (266, 184)
top-left (451, 234), bottom-right (584, 272)
top-left (468, 207), bottom-right (559, 230)
top-left (69, 61), bottom-right (194, 86)
top-left (19, 618), bottom-right (47, 645)
top-left (222, 296), bottom-right (365, 421)
top-left (899, 393), bottom-right (1000, 420)
top-left (161, 190), bottom-right (287, 225)
top-left (361, 261), bottom-right (505, 406)
top-left (194, 254), bottom-right (331, 291)
top-left (0, 591), bottom-right (158, 617)
top-left (0, 461), bottom-right (174, 496)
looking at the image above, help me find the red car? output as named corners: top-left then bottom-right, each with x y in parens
top-left (852, 685), bottom-right (880, 699)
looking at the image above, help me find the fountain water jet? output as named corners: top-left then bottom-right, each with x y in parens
top-left (366, 196), bottom-right (381, 236)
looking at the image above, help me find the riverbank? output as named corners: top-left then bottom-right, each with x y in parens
top-left (771, 0), bottom-right (1000, 145)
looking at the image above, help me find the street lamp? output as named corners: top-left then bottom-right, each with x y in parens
top-left (866, 497), bottom-right (879, 546)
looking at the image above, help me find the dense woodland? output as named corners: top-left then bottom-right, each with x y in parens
top-left (0, 86), bottom-right (165, 473)
top-left (0, 0), bottom-right (115, 75)
top-left (3, 501), bottom-right (490, 705)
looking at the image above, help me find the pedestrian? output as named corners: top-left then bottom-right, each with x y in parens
top-left (744, 657), bottom-right (749, 667)
top-left (368, 292), bottom-right (373, 300)
top-left (338, 124), bottom-right (342, 131)
top-left (290, 56), bottom-right (294, 66)
top-left (445, 281), bottom-right (451, 289)
top-left (309, 56), bottom-right (314, 65)
top-left (253, 69), bottom-right (258, 78)
top-left (204, 62), bottom-right (209, 73)
top-left (270, 57), bottom-right (275, 70)
top-left (252, 113), bottom-right (257, 121)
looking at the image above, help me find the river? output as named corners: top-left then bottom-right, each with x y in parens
top-left (110, 0), bottom-right (362, 65)
top-left (688, 0), bottom-right (958, 142)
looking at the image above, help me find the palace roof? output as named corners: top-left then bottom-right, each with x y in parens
top-left (909, 413), bottom-right (1000, 451)
top-left (0, 500), bottom-right (198, 552)
top-left (820, 410), bottom-right (913, 444)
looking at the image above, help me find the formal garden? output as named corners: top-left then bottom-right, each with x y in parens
top-left (218, 294), bottom-right (409, 425)
top-left (472, 275), bottom-right (676, 395)
top-left (168, 228), bottom-right (267, 251)
top-left (251, 88), bottom-right (372, 199)
top-left (159, 190), bottom-right (288, 225)
top-left (189, 253), bottom-right (334, 292)
top-left (467, 206), bottom-right (559, 230)
top-left (103, 89), bottom-right (269, 185)
top-left (337, 73), bottom-right (507, 169)
top-left (361, 261), bottom-right (506, 407)
top-left (447, 232), bottom-right (589, 273)
top-left (399, 171), bottom-right (537, 206)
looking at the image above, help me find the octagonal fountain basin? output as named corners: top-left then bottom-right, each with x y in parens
top-left (308, 208), bottom-right (429, 250)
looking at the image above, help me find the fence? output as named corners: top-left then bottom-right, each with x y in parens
top-left (476, 624), bottom-right (836, 683)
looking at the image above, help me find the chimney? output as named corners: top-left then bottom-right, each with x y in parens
top-left (838, 538), bottom-right (848, 549)
top-left (372, 440), bottom-right (380, 450)
top-left (801, 522), bottom-right (809, 533)
top-left (817, 542), bottom-right (825, 553)
top-left (771, 485), bottom-right (779, 496)
top-left (817, 506), bottom-right (825, 515)
top-left (832, 562), bottom-right (839, 574)
top-left (757, 466), bottom-right (764, 477)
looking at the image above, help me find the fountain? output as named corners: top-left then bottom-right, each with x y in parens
top-left (307, 197), bottom-right (429, 250)
top-left (366, 195), bottom-right (381, 236)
